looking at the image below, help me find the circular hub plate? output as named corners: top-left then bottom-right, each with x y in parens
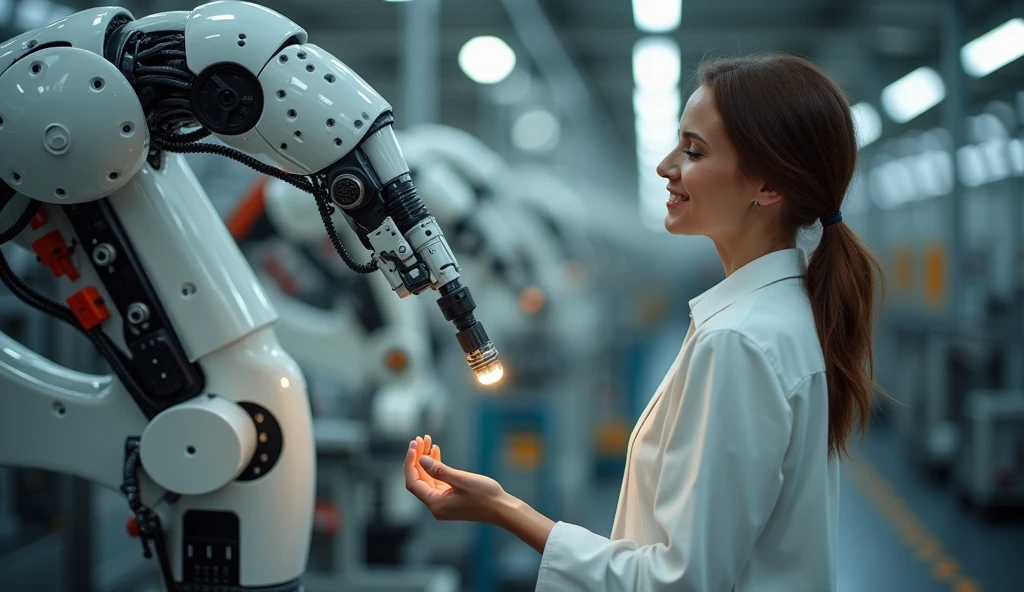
top-left (0, 47), bottom-right (147, 203)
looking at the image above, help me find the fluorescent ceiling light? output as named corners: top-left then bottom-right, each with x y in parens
top-left (632, 0), bottom-right (682, 33)
top-left (511, 109), bottom-right (560, 153)
top-left (635, 124), bottom-right (677, 153)
top-left (458, 36), bottom-right (516, 85)
top-left (632, 37), bottom-right (680, 91)
top-left (961, 18), bottom-right (1024, 77)
top-left (851, 102), bottom-right (882, 149)
top-left (633, 88), bottom-right (681, 120)
top-left (880, 67), bottom-right (945, 124)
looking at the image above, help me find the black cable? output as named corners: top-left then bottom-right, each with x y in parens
top-left (312, 179), bottom-right (377, 274)
top-left (135, 65), bottom-right (191, 78)
top-left (121, 440), bottom-right (176, 589)
top-left (135, 75), bottom-right (192, 91)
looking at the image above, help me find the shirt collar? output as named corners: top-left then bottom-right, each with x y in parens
top-left (688, 248), bottom-right (807, 328)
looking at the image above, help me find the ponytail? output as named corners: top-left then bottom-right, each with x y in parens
top-left (698, 53), bottom-right (887, 459)
top-left (806, 223), bottom-right (884, 458)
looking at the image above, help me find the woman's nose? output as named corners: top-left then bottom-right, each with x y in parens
top-left (656, 157), bottom-right (677, 179)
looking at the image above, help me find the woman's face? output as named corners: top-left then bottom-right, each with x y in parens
top-left (656, 85), bottom-right (762, 239)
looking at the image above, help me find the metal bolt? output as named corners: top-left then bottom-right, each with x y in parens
top-left (126, 302), bottom-right (150, 325)
top-left (92, 243), bottom-right (116, 266)
top-left (398, 246), bottom-right (407, 254)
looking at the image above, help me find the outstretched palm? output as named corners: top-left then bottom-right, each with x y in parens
top-left (404, 434), bottom-right (506, 524)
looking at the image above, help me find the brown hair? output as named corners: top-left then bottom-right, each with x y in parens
top-left (697, 53), bottom-right (884, 458)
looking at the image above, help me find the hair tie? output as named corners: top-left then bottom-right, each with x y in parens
top-left (820, 211), bottom-right (843, 227)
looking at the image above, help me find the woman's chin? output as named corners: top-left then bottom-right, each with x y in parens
top-left (664, 213), bottom-right (695, 235)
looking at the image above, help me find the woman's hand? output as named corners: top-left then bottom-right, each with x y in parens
top-left (404, 434), bottom-right (508, 525)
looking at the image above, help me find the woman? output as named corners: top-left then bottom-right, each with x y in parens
top-left (404, 53), bottom-right (882, 591)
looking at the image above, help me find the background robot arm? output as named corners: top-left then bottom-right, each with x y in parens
top-left (0, 2), bottom-right (496, 591)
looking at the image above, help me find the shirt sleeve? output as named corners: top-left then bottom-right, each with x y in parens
top-left (535, 329), bottom-right (794, 592)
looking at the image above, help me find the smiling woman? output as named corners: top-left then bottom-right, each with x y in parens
top-left (405, 52), bottom-right (885, 592)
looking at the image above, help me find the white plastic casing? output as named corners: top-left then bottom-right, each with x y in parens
top-left (185, 1), bottom-right (306, 77)
top-left (253, 43), bottom-right (391, 174)
top-left (404, 217), bottom-right (461, 287)
top-left (123, 10), bottom-right (189, 34)
top-left (107, 153), bottom-right (278, 361)
top-left (361, 125), bottom-right (410, 185)
top-left (140, 396), bottom-right (257, 495)
top-left (0, 7), bottom-right (133, 74)
top-left (0, 47), bottom-right (148, 203)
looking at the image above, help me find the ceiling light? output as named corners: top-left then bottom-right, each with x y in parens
top-left (511, 109), bottom-right (561, 152)
top-left (632, 37), bottom-right (680, 91)
top-left (961, 18), bottom-right (1024, 78)
top-left (458, 36), bottom-right (516, 85)
top-left (880, 67), bottom-right (945, 124)
top-left (851, 102), bottom-right (882, 148)
top-left (633, 88), bottom-right (681, 121)
top-left (632, 0), bottom-right (682, 33)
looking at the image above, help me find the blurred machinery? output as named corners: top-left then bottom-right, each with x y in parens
top-left (856, 96), bottom-right (1024, 512)
top-left (395, 123), bottom-right (620, 588)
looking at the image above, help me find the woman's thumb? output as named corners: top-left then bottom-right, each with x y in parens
top-left (420, 456), bottom-right (457, 483)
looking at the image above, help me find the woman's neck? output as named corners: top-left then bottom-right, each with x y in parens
top-left (714, 234), bottom-right (795, 277)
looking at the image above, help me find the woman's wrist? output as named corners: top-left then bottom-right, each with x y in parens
top-left (489, 491), bottom-right (522, 528)
top-left (490, 491), bottom-right (556, 554)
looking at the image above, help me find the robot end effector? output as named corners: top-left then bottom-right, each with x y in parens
top-left (101, 3), bottom-right (503, 384)
top-left (319, 130), bottom-right (504, 386)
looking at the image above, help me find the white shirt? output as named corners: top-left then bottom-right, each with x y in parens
top-left (536, 248), bottom-right (839, 592)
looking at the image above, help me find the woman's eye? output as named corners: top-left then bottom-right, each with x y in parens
top-left (684, 150), bottom-right (703, 160)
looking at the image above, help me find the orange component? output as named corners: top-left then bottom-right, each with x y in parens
top-left (260, 256), bottom-right (299, 296)
top-left (66, 287), bottom-right (110, 330)
top-left (505, 432), bottom-right (543, 470)
top-left (313, 500), bottom-right (342, 536)
top-left (384, 348), bottom-right (409, 373)
top-left (126, 516), bottom-right (139, 538)
top-left (225, 175), bottom-right (269, 240)
top-left (29, 205), bottom-right (48, 229)
top-left (519, 286), bottom-right (546, 315)
top-left (31, 231), bottom-right (79, 281)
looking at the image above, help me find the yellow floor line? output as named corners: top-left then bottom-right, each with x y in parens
top-left (845, 457), bottom-right (983, 591)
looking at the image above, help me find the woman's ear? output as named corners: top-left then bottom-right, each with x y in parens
top-left (756, 184), bottom-right (783, 207)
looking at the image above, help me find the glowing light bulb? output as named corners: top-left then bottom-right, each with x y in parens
top-left (475, 361), bottom-right (505, 386)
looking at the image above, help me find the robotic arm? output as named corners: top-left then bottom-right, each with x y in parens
top-left (0, 2), bottom-right (497, 591)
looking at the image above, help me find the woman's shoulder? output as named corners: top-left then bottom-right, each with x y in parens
top-left (694, 279), bottom-right (824, 392)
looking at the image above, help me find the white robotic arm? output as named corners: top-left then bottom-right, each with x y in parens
top-left (0, 3), bottom-right (498, 591)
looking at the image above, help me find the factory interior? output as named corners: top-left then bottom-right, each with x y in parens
top-left (1, 0), bottom-right (1023, 590)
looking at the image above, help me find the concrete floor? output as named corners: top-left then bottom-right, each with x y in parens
top-left (836, 422), bottom-right (1023, 592)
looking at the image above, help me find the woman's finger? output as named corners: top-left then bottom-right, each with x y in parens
top-left (404, 442), bottom-right (421, 488)
top-left (428, 445), bottom-right (447, 490)
top-left (414, 437), bottom-right (436, 487)
top-left (423, 434), bottom-right (432, 456)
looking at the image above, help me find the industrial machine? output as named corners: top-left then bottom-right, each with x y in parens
top-left (0, 4), bottom-right (500, 592)
top-left (859, 104), bottom-right (1024, 511)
